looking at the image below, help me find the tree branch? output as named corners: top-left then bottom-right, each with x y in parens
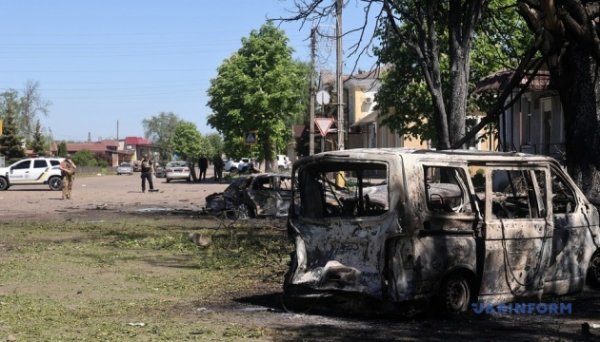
top-left (451, 34), bottom-right (545, 149)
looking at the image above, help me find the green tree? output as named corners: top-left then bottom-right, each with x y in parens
top-left (30, 120), bottom-right (46, 156)
top-left (0, 82), bottom-right (50, 144)
top-left (516, 0), bottom-right (600, 203)
top-left (19, 81), bottom-right (50, 143)
top-left (206, 133), bottom-right (224, 158)
top-left (0, 109), bottom-right (25, 162)
top-left (57, 141), bottom-right (68, 157)
top-left (72, 150), bottom-right (97, 167)
top-left (172, 121), bottom-right (208, 181)
top-left (143, 112), bottom-right (182, 163)
top-left (207, 23), bottom-right (308, 171)
top-left (375, 0), bottom-right (529, 145)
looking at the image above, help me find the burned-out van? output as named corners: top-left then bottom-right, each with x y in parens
top-left (284, 149), bottom-right (600, 314)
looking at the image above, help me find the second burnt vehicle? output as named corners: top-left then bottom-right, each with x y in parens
top-left (205, 173), bottom-right (292, 218)
top-left (283, 148), bottom-right (600, 315)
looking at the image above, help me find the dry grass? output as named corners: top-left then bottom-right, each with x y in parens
top-left (0, 218), bottom-right (291, 341)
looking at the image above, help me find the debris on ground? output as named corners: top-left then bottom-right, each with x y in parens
top-left (189, 232), bottom-right (211, 247)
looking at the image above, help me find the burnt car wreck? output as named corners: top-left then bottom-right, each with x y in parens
top-left (205, 173), bottom-right (292, 218)
top-left (283, 149), bottom-right (600, 314)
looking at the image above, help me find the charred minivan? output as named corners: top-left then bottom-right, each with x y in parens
top-left (284, 149), bottom-right (600, 314)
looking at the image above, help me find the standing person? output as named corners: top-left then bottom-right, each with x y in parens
top-left (213, 154), bottom-right (224, 182)
top-left (140, 154), bottom-right (154, 193)
top-left (59, 154), bottom-right (77, 200)
top-left (198, 156), bottom-right (208, 182)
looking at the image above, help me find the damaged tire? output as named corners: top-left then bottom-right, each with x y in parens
top-left (588, 251), bottom-right (600, 288)
top-left (440, 272), bottom-right (472, 315)
top-left (236, 203), bottom-right (255, 219)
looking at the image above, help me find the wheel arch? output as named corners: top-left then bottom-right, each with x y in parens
top-left (438, 266), bottom-right (477, 289)
top-left (436, 266), bottom-right (478, 314)
top-left (586, 248), bottom-right (600, 288)
top-left (0, 176), bottom-right (10, 190)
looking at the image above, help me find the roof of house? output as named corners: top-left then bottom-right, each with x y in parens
top-left (124, 136), bottom-right (152, 145)
top-left (475, 69), bottom-right (552, 93)
top-left (50, 140), bottom-right (118, 153)
top-left (66, 141), bottom-right (118, 153)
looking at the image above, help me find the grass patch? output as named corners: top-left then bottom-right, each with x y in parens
top-left (0, 219), bottom-right (292, 340)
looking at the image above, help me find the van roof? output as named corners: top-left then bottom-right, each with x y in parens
top-left (299, 148), bottom-right (557, 164)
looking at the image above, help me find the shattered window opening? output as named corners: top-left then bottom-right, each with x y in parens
top-left (296, 162), bottom-right (389, 219)
top-left (491, 169), bottom-right (546, 219)
top-left (550, 168), bottom-right (576, 214)
top-left (424, 166), bottom-right (473, 214)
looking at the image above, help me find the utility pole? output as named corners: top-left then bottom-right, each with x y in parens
top-left (336, 0), bottom-right (344, 150)
top-left (309, 27), bottom-right (317, 156)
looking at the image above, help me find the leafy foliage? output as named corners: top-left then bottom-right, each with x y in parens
top-left (375, 0), bottom-right (529, 146)
top-left (57, 141), bottom-right (68, 157)
top-left (207, 23), bottom-right (308, 169)
top-left (142, 112), bottom-right (182, 162)
top-left (72, 150), bottom-right (98, 167)
top-left (172, 121), bottom-right (205, 161)
top-left (205, 133), bottom-right (224, 158)
top-left (18, 80), bottom-right (50, 142)
top-left (0, 109), bottom-right (25, 161)
top-left (30, 120), bottom-right (46, 156)
top-left (0, 82), bottom-right (49, 145)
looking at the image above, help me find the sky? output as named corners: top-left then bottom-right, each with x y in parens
top-left (0, 0), bottom-right (378, 142)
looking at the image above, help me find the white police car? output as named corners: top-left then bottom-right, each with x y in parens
top-left (0, 157), bottom-right (65, 191)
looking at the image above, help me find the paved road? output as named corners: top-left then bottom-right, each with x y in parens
top-left (0, 172), bottom-right (228, 222)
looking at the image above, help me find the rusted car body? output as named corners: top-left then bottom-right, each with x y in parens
top-left (284, 149), bottom-right (600, 313)
top-left (205, 173), bottom-right (292, 218)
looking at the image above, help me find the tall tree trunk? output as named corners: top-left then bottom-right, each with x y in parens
top-left (448, 48), bottom-right (469, 148)
top-left (262, 134), bottom-right (275, 173)
top-left (188, 161), bottom-right (198, 182)
top-left (556, 45), bottom-right (600, 204)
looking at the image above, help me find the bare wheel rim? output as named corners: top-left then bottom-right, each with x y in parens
top-left (445, 277), bottom-right (470, 313)
top-left (237, 203), bottom-right (249, 219)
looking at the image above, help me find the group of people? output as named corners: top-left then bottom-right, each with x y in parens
top-left (197, 155), bottom-right (225, 183)
top-left (56, 153), bottom-right (228, 199)
top-left (139, 154), bottom-right (225, 192)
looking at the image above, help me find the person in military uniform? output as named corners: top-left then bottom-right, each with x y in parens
top-left (140, 154), bottom-right (154, 192)
top-left (59, 154), bottom-right (77, 200)
top-left (213, 153), bottom-right (224, 183)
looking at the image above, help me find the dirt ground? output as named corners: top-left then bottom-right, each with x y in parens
top-left (0, 172), bottom-right (225, 222)
top-left (2, 172), bottom-right (600, 341)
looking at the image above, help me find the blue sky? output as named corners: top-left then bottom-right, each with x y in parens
top-left (0, 0), bottom-right (377, 141)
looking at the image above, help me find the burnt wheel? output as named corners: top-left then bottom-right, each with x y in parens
top-left (48, 176), bottom-right (63, 191)
top-left (440, 273), bottom-right (472, 314)
top-left (588, 251), bottom-right (600, 288)
top-left (0, 177), bottom-right (8, 191)
top-left (236, 203), bottom-right (255, 219)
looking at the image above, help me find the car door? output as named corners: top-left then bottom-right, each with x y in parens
top-left (247, 175), bottom-right (281, 216)
top-left (477, 165), bottom-right (553, 304)
top-left (30, 159), bottom-right (49, 181)
top-left (9, 160), bottom-right (32, 183)
top-left (544, 164), bottom-right (591, 294)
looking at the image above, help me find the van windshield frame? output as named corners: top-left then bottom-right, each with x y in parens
top-left (293, 161), bottom-right (389, 219)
